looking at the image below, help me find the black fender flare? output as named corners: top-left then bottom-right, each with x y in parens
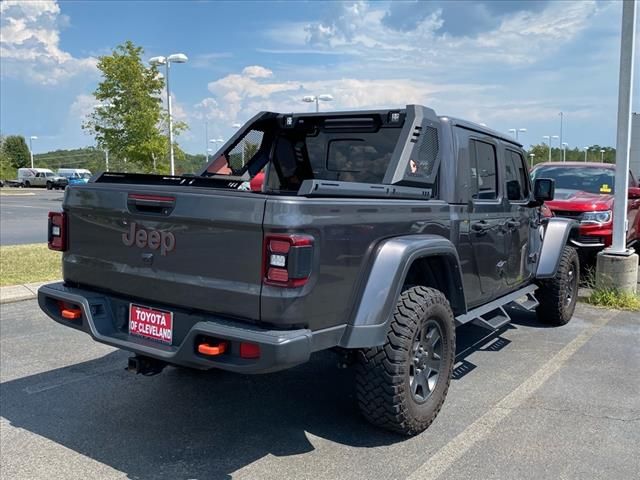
top-left (536, 217), bottom-right (579, 279)
top-left (339, 234), bottom-right (465, 348)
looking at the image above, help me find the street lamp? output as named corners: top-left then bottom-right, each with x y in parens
top-left (583, 146), bottom-right (589, 162)
top-left (149, 53), bottom-right (189, 176)
top-left (600, 149), bottom-right (605, 162)
top-left (302, 94), bottom-right (334, 112)
top-left (542, 135), bottom-right (559, 162)
top-left (508, 128), bottom-right (527, 141)
top-left (561, 142), bottom-right (569, 162)
top-left (95, 103), bottom-right (113, 170)
top-left (529, 153), bottom-right (535, 169)
top-left (29, 136), bottom-right (37, 168)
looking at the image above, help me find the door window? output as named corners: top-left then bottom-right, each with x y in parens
top-left (470, 140), bottom-right (498, 200)
top-left (505, 150), bottom-right (529, 201)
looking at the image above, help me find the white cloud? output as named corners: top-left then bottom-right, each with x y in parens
top-left (190, 52), bottom-right (233, 69)
top-left (241, 65), bottom-right (273, 78)
top-left (0, 0), bottom-right (96, 85)
top-left (270, 0), bottom-right (598, 67)
top-left (69, 93), bottom-right (96, 120)
top-left (194, 64), bottom-right (493, 126)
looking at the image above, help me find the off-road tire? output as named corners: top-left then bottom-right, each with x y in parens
top-left (46, 181), bottom-right (53, 190)
top-left (536, 246), bottom-right (579, 326)
top-left (355, 286), bottom-right (455, 436)
top-left (24, 181), bottom-right (31, 188)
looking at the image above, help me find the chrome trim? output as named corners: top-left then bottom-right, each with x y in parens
top-left (570, 239), bottom-right (605, 248)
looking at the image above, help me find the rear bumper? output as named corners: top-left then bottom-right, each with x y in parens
top-left (38, 283), bottom-right (345, 374)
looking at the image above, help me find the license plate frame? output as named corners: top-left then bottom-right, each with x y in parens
top-left (129, 303), bottom-right (173, 345)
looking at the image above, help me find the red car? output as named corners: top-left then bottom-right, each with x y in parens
top-left (531, 162), bottom-right (640, 255)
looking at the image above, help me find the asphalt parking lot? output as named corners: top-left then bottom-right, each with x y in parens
top-left (0, 190), bottom-right (64, 245)
top-left (1, 300), bottom-right (638, 480)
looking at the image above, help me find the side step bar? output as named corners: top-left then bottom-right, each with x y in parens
top-left (455, 284), bottom-right (538, 330)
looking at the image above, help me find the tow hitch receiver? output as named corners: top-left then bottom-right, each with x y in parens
top-left (127, 355), bottom-right (167, 376)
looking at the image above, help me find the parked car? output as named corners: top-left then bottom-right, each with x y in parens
top-left (58, 168), bottom-right (92, 186)
top-left (531, 162), bottom-right (640, 256)
top-left (17, 168), bottom-right (68, 189)
top-left (39, 105), bottom-right (578, 436)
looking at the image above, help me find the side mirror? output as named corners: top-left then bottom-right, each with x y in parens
top-left (629, 187), bottom-right (640, 199)
top-left (534, 178), bottom-right (555, 202)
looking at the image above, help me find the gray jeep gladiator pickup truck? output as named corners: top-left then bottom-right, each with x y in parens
top-left (39, 105), bottom-right (578, 435)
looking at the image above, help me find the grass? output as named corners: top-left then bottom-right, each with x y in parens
top-left (0, 243), bottom-right (61, 287)
top-left (586, 288), bottom-right (640, 311)
top-left (579, 264), bottom-right (640, 311)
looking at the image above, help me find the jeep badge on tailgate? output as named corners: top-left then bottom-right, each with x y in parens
top-left (122, 222), bottom-right (176, 256)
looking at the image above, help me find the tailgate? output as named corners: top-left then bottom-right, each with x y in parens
top-left (62, 184), bottom-right (266, 320)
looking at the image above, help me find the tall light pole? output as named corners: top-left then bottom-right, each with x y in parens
top-left (508, 128), bottom-right (527, 141)
top-left (600, 149), bottom-right (605, 162)
top-left (583, 146), bottom-right (589, 162)
top-left (205, 121), bottom-right (209, 163)
top-left (231, 123), bottom-right (245, 165)
top-left (559, 112), bottom-right (564, 154)
top-left (95, 103), bottom-right (113, 171)
top-left (562, 142), bottom-right (569, 162)
top-left (29, 136), bottom-right (37, 168)
top-left (302, 94), bottom-right (334, 112)
top-left (597, 0), bottom-right (637, 292)
top-left (542, 135), bottom-right (559, 162)
top-left (529, 153), bottom-right (535, 169)
top-left (209, 138), bottom-right (224, 151)
top-left (149, 53), bottom-right (189, 176)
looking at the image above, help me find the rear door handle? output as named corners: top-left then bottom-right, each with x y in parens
top-left (471, 221), bottom-right (490, 233)
top-left (505, 219), bottom-right (521, 230)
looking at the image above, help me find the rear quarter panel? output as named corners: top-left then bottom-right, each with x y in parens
top-left (262, 196), bottom-right (456, 330)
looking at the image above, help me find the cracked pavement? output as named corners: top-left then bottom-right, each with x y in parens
top-left (1, 300), bottom-right (638, 479)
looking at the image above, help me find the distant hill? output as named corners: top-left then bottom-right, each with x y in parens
top-left (32, 147), bottom-right (208, 175)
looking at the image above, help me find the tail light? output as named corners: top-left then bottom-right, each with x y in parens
top-left (263, 234), bottom-right (314, 287)
top-left (48, 211), bottom-right (67, 251)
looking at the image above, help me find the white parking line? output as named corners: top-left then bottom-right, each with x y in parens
top-left (407, 310), bottom-right (617, 480)
top-left (0, 204), bottom-right (53, 209)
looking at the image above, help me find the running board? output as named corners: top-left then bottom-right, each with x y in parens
top-left (473, 306), bottom-right (511, 330)
top-left (456, 284), bottom-right (538, 330)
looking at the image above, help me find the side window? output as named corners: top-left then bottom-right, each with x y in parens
top-left (505, 150), bottom-right (529, 201)
top-left (470, 139), bottom-right (498, 200)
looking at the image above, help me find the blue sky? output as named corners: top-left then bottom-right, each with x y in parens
top-left (1, 0), bottom-right (638, 157)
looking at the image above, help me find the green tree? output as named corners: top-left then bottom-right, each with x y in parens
top-left (0, 136), bottom-right (17, 180)
top-left (526, 144), bottom-right (616, 166)
top-left (83, 40), bottom-right (186, 173)
top-left (2, 135), bottom-right (30, 169)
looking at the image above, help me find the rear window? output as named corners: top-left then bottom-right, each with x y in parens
top-left (306, 130), bottom-right (400, 184)
top-left (470, 139), bottom-right (498, 200)
top-left (206, 128), bottom-right (266, 176)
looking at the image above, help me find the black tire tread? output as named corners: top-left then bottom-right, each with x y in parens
top-left (355, 286), bottom-right (454, 435)
top-left (536, 246), bottom-right (579, 325)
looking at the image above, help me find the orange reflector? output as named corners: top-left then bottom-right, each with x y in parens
top-left (198, 342), bottom-right (228, 356)
top-left (61, 308), bottom-right (82, 320)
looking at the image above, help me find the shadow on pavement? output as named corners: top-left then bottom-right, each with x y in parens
top-left (1, 309), bottom-right (541, 479)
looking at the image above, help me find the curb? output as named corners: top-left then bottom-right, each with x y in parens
top-left (0, 281), bottom-right (60, 305)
